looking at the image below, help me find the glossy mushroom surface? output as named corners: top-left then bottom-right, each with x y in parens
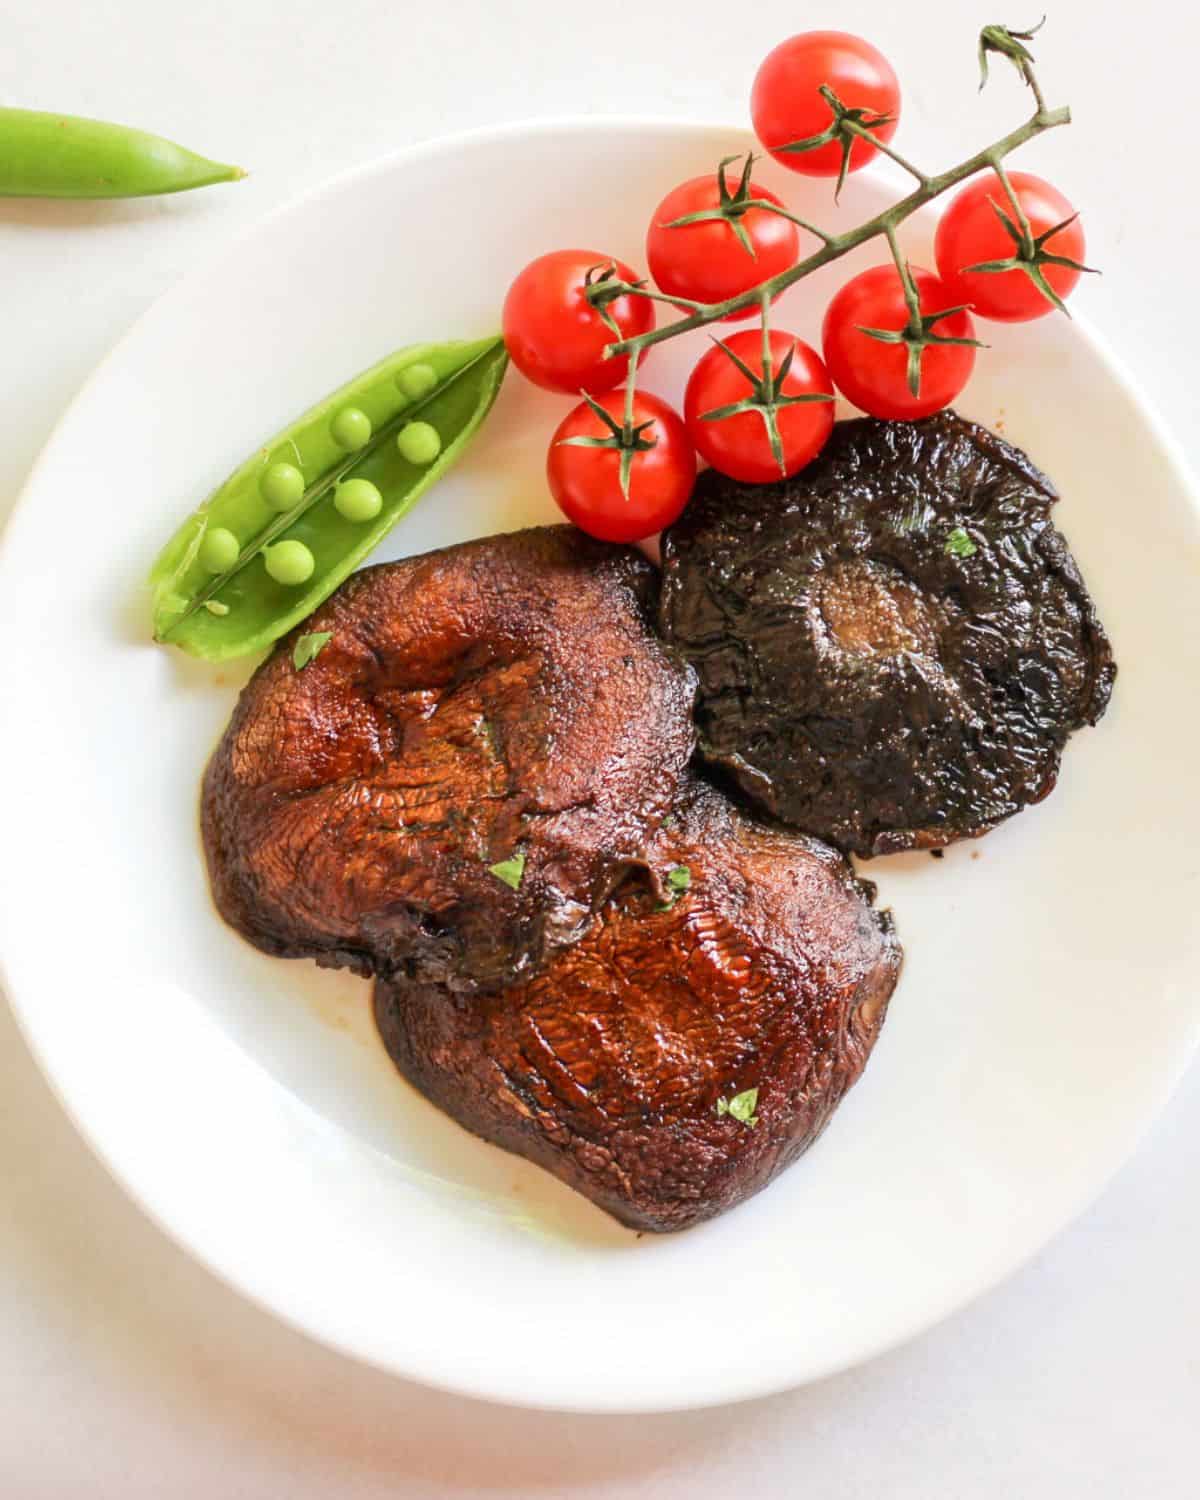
top-left (203, 526), bottom-right (697, 990)
top-left (375, 780), bottom-right (901, 1232)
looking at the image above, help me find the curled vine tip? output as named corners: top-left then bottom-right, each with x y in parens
top-left (978, 18), bottom-right (1046, 93)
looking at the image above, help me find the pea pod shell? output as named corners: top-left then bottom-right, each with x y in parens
top-left (0, 107), bottom-right (243, 199)
top-left (149, 337), bottom-right (508, 661)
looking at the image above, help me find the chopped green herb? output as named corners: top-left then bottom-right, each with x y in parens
top-left (716, 1088), bottom-right (760, 1126)
top-left (203, 599), bottom-right (230, 616)
top-left (729, 1087), bottom-right (759, 1124)
top-left (656, 862), bottom-right (692, 911)
top-left (661, 812), bottom-right (677, 830)
top-left (488, 851), bottom-right (526, 891)
top-left (292, 630), bottom-right (333, 670)
top-left (945, 527), bottom-right (978, 558)
top-left (716, 1087), bottom-right (759, 1127)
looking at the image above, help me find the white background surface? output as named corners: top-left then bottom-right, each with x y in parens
top-left (1, 0), bottom-right (1196, 1492)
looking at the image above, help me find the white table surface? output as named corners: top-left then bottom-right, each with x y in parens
top-left (2, 0), bottom-right (1197, 1492)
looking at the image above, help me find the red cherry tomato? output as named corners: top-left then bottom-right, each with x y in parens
top-left (822, 264), bottom-right (977, 421)
top-left (935, 170), bottom-right (1087, 322)
top-left (646, 166), bottom-right (800, 319)
top-left (685, 330), bottom-right (834, 482)
top-left (751, 31), bottom-right (901, 177)
top-left (547, 390), bottom-right (695, 543)
top-left (502, 249), bottom-right (655, 394)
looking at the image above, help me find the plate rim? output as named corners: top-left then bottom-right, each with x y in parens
top-left (2, 114), bottom-right (1199, 1414)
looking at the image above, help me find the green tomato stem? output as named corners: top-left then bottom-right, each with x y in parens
top-left (627, 286), bottom-right (708, 312)
top-left (743, 198), bottom-right (836, 244)
top-left (841, 118), bottom-right (930, 186)
top-left (883, 222), bottom-right (924, 334)
top-left (987, 154), bottom-right (1037, 254)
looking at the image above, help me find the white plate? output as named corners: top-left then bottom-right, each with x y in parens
top-left (2, 119), bottom-right (1199, 1414)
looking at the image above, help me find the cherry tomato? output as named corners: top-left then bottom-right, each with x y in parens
top-left (547, 390), bottom-right (695, 543)
top-left (684, 330), bottom-right (834, 482)
top-left (751, 31), bottom-right (901, 177)
top-left (935, 170), bottom-right (1087, 322)
top-left (822, 264), bottom-right (977, 421)
top-left (646, 165), bottom-right (799, 319)
top-left (502, 249), bottom-right (655, 394)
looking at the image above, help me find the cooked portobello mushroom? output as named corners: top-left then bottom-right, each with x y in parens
top-left (374, 779), bottom-right (900, 1232)
top-left (202, 526), bottom-right (697, 990)
top-left (659, 411), bottom-right (1115, 856)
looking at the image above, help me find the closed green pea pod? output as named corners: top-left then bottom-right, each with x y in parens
top-left (0, 106), bottom-right (244, 199)
top-left (149, 336), bottom-right (508, 661)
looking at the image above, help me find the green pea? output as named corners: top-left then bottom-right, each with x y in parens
top-left (262, 462), bottom-right (305, 511)
top-left (397, 421), bottom-right (442, 466)
top-left (265, 540), bottom-right (315, 586)
top-left (334, 478), bottom-right (383, 523)
top-left (199, 526), bottom-right (240, 574)
top-left (331, 406), bottom-right (372, 451)
top-left (398, 363), bottom-right (438, 400)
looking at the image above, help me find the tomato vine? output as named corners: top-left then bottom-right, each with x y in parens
top-left (595, 22), bottom-right (1079, 387)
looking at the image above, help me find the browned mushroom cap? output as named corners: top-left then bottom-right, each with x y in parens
top-left (202, 526), bottom-right (697, 991)
top-left (659, 411), bottom-right (1115, 857)
top-left (374, 779), bottom-right (901, 1232)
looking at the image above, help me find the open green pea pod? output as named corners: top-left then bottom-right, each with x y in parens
top-left (150, 336), bottom-right (507, 660)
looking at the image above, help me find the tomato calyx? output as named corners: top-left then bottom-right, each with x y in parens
top-left (555, 388), bottom-right (658, 500)
top-left (963, 195), bottom-right (1097, 317)
top-left (582, 262), bottom-right (650, 340)
top-left (661, 154), bottom-right (761, 260)
top-left (772, 86), bottom-right (897, 200)
top-left (701, 314), bottom-right (835, 477)
top-left (857, 252), bottom-right (984, 398)
top-left (658, 153), bottom-right (826, 259)
top-left (583, 261), bottom-right (703, 343)
top-left (858, 306), bottom-right (981, 399)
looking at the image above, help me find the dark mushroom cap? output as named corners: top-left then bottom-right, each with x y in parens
top-left (660, 411), bottom-right (1115, 857)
